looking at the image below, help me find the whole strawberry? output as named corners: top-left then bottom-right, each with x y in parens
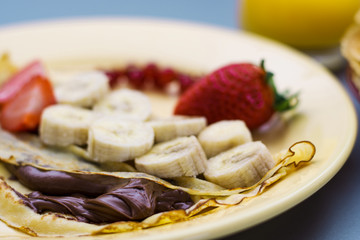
top-left (174, 61), bottom-right (297, 130)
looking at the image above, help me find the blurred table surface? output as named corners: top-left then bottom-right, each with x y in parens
top-left (1, 1), bottom-right (359, 239)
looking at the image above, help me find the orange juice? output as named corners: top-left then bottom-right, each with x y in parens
top-left (240, 0), bottom-right (360, 49)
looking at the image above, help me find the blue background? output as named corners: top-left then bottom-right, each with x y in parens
top-left (1, 1), bottom-right (360, 239)
top-left (0, 0), bottom-right (237, 28)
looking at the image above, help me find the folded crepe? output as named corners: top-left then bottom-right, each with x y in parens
top-left (341, 8), bottom-right (360, 76)
top-left (0, 130), bottom-right (315, 237)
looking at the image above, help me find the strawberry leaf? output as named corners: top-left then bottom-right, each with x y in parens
top-left (260, 60), bottom-right (299, 112)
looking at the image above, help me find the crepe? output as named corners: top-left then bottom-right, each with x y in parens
top-left (341, 8), bottom-right (360, 76)
top-left (0, 129), bottom-right (315, 237)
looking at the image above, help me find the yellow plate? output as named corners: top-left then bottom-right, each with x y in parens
top-left (0, 18), bottom-right (357, 239)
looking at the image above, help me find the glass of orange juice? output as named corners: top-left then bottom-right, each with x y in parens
top-left (239, 0), bottom-right (360, 69)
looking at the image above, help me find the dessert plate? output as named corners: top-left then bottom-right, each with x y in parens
top-left (0, 18), bottom-right (357, 239)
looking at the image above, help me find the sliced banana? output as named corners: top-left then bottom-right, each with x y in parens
top-left (39, 104), bottom-right (94, 147)
top-left (0, 53), bottom-right (17, 86)
top-left (88, 118), bottom-right (154, 163)
top-left (198, 120), bottom-right (252, 158)
top-left (135, 136), bottom-right (207, 178)
top-left (54, 71), bottom-right (109, 107)
top-left (204, 141), bottom-right (276, 189)
top-left (147, 116), bottom-right (206, 142)
top-left (93, 88), bottom-right (152, 121)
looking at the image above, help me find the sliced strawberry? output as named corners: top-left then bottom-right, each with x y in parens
top-left (0, 76), bottom-right (56, 132)
top-left (0, 60), bottom-right (46, 104)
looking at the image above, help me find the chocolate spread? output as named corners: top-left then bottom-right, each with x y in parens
top-left (5, 164), bottom-right (193, 224)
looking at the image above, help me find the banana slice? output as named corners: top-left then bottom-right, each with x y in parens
top-left (147, 116), bottom-right (206, 142)
top-left (40, 104), bottom-right (94, 147)
top-left (54, 71), bottom-right (109, 107)
top-left (0, 53), bottom-right (17, 86)
top-left (198, 120), bottom-right (252, 158)
top-left (93, 89), bottom-right (152, 121)
top-left (135, 136), bottom-right (207, 178)
top-left (204, 141), bottom-right (276, 189)
top-left (88, 118), bottom-right (154, 163)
